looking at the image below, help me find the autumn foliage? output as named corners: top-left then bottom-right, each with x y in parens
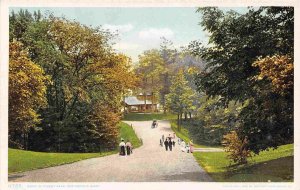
top-left (9, 41), bottom-right (49, 149)
top-left (222, 131), bottom-right (251, 164)
top-left (253, 55), bottom-right (293, 95)
top-left (9, 11), bottom-right (137, 152)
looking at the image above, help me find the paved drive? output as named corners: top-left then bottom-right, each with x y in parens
top-left (9, 120), bottom-right (212, 182)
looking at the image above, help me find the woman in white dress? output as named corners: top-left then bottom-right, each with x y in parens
top-left (181, 141), bottom-right (186, 152)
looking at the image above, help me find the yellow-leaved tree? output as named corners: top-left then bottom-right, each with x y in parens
top-left (9, 41), bottom-right (49, 149)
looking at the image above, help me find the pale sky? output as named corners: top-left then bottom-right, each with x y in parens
top-left (10, 7), bottom-right (249, 62)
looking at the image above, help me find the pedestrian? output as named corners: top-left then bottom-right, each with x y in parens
top-left (178, 137), bottom-right (181, 145)
top-left (126, 141), bottom-right (132, 155)
top-left (181, 141), bottom-right (186, 152)
top-left (162, 134), bottom-right (164, 142)
top-left (168, 139), bottom-right (173, 151)
top-left (172, 140), bottom-right (175, 147)
top-left (164, 139), bottom-right (168, 151)
top-left (189, 140), bottom-right (194, 153)
top-left (119, 138), bottom-right (126, 156)
top-left (186, 143), bottom-right (190, 153)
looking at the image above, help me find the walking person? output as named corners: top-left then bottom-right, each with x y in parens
top-left (126, 141), bottom-right (132, 155)
top-left (189, 140), bottom-right (194, 153)
top-left (172, 139), bottom-right (175, 147)
top-left (178, 137), bottom-right (181, 145)
top-left (162, 134), bottom-right (164, 142)
top-left (164, 139), bottom-right (169, 151)
top-left (119, 138), bottom-right (126, 156)
top-left (168, 139), bottom-right (173, 151)
top-left (181, 141), bottom-right (186, 152)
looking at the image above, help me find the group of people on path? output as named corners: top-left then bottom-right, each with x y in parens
top-left (119, 138), bottom-right (133, 156)
top-left (178, 138), bottom-right (194, 153)
top-left (160, 133), bottom-right (176, 151)
top-left (159, 132), bottom-right (194, 153)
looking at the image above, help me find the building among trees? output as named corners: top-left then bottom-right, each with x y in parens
top-left (124, 93), bottom-right (158, 113)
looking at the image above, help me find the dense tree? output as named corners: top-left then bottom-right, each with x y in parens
top-left (9, 41), bottom-right (49, 149)
top-left (190, 7), bottom-right (294, 153)
top-left (9, 11), bottom-right (137, 152)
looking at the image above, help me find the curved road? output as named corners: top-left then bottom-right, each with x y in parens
top-left (9, 120), bottom-right (212, 182)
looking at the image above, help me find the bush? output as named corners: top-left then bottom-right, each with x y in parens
top-left (222, 131), bottom-right (251, 164)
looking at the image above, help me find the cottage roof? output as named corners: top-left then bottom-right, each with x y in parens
top-left (124, 96), bottom-right (153, 105)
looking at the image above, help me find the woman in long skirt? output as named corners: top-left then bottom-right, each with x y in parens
top-left (119, 139), bottom-right (126, 156)
top-left (126, 141), bottom-right (132, 155)
top-left (189, 140), bottom-right (194, 153)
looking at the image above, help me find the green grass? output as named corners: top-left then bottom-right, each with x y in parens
top-left (119, 122), bottom-right (142, 148)
top-left (8, 148), bottom-right (116, 174)
top-left (9, 121), bottom-right (141, 174)
top-left (123, 113), bottom-right (177, 121)
top-left (193, 144), bottom-right (294, 182)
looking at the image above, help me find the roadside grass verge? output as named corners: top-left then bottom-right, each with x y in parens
top-left (119, 122), bottom-right (142, 148)
top-left (9, 121), bottom-right (141, 174)
top-left (8, 148), bottom-right (116, 174)
top-left (123, 113), bottom-right (177, 121)
top-left (193, 144), bottom-right (294, 182)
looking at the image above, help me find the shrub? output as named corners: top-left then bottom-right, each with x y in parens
top-left (222, 131), bottom-right (251, 164)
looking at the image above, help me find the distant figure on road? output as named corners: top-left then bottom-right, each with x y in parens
top-left (181, 141), bottom-right (186, 152)
top-left (152, 120), bottom-right (158, 128)
top-left (164, 139), bottom-right (169, 151)
top-left (162, 134), bottom-right (164, 142)
top-left (178, 138), bottom-right (181, 145)
top-left (189, 140), bottom-right (194, 153)
top-left (126, 141), bottom-right (132, 155)
top-left (168, 139), bottom-right (173, 151)
top-left (172, 140), bottom-right (175, 147)
top-left (186, 143), bottom-right (190, 153)
top-left (119, 139), bottom-right (126, 156)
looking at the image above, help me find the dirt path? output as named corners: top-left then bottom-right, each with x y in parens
top-left (9, 120), bottom-right (212, 182)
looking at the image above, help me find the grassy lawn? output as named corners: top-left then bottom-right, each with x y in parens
top-left (9, 121), bottom-right (141, 174)
top-left (8, 148), bottom-right (116, 174)
top-left (193, 144), bottom-right (294, 182)
top-left (123, 112), bottom-right (177, 121)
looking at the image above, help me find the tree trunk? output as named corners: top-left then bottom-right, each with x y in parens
top-left (189, 112), bottom-right (192, 119)
top-left (184, 112), bottom-right (187, 121)
top-left (179, 112), bottom-right (183, 132)
top-left (144, 92), bottom-right (147, 113)
top-left (177, 113), bottom-right (180, 130)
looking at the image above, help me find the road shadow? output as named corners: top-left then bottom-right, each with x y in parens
top-left (8, 174), bottom-right (26, 181)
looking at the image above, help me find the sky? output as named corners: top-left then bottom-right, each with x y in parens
top-left (10, 7), bottom-right (249, 62)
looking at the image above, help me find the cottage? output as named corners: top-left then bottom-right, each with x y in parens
top-left (124, 94), bottom-right (158, 113)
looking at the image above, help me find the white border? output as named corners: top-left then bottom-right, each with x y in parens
top-left (1, 0), bottom-right (299, 190)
